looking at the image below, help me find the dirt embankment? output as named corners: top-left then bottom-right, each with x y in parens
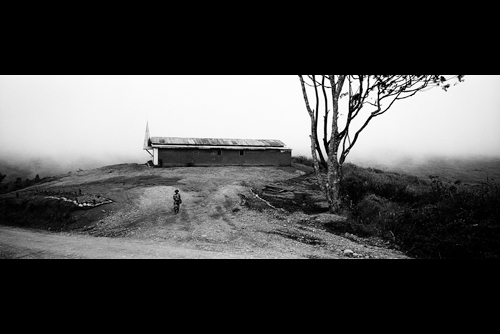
top-left (0, 163), bottom-right (409, 259)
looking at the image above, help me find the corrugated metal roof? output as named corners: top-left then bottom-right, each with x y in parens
top-left (151, 144), bottom-right (291, 151)
top-left (149, 137), bottom-right (286, 148)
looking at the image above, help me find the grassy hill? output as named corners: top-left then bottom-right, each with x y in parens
top-left (1, 159), bottom-right (499, 259)
top-left (341, 163), bottom-right (499, 258)
top-left (267, 157), bottom-right (500, 258)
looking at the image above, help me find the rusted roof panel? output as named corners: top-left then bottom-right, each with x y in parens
top-left (150, 137), bottom-right (286, 148)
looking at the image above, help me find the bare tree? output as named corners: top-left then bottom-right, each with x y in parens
top-left (298, 75), bottom-right (464, 213)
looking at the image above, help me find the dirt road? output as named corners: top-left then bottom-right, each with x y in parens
top-left (0, 225), bottom-right (284, 259)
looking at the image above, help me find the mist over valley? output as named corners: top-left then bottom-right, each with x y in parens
top-left (349, 153), bottom-right (500, 186)
top-left (2, 150), bottom-right (499, 188)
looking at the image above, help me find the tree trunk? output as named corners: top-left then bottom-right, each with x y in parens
top-left (299, 75), bottom-right (344, 214)
top-left (324, 75), bottom-right (345, 213)
top-left (325, 157), bottom-right (341, 213)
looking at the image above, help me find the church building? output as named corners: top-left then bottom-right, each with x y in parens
top-left (143, 123), bottom-right (291, 167)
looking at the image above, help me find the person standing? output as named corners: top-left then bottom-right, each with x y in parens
top-left (173, 189), bottom-right (182, 214)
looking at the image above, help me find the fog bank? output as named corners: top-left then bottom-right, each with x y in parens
top-left (0, 150), bottom-right (148, 183)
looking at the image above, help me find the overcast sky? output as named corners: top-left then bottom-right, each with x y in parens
top-left (1, 75), bottom-right (499, 170)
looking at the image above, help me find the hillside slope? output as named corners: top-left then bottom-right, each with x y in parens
top-left (0, 163), bottom-right (408, 259)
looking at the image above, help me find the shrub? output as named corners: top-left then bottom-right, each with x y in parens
top-left (340, 165), bottom-right (500, 258)
top-left (340, 163), bottom-right (424, 205)
top-left (0, 173), bottom-right (45, 195)
top-left (386, 182), bottom-right (500, 259)
top-left (0, 197), bottom-right (77, 230)
top-left (291, 155), bottom-right (314, 167)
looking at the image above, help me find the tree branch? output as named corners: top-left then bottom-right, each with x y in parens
top-left (312, 76), bottom-right (326, 166)
top-left (322, 75), bottom-right (329, 155)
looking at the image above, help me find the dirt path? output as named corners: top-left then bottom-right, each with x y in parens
top-left (0, 225), bottom-right (285, 259)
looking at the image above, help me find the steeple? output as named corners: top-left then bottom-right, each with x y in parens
top-left (143, 121), bottom-right (152, 149)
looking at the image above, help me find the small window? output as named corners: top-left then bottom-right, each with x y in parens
top-left (239, 150), bottom-right (245, 156)
top-left (217, 149), bottom-right (222, 156)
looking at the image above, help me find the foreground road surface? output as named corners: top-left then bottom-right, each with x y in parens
top-left (0, 226), bottom-right (266, 259)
